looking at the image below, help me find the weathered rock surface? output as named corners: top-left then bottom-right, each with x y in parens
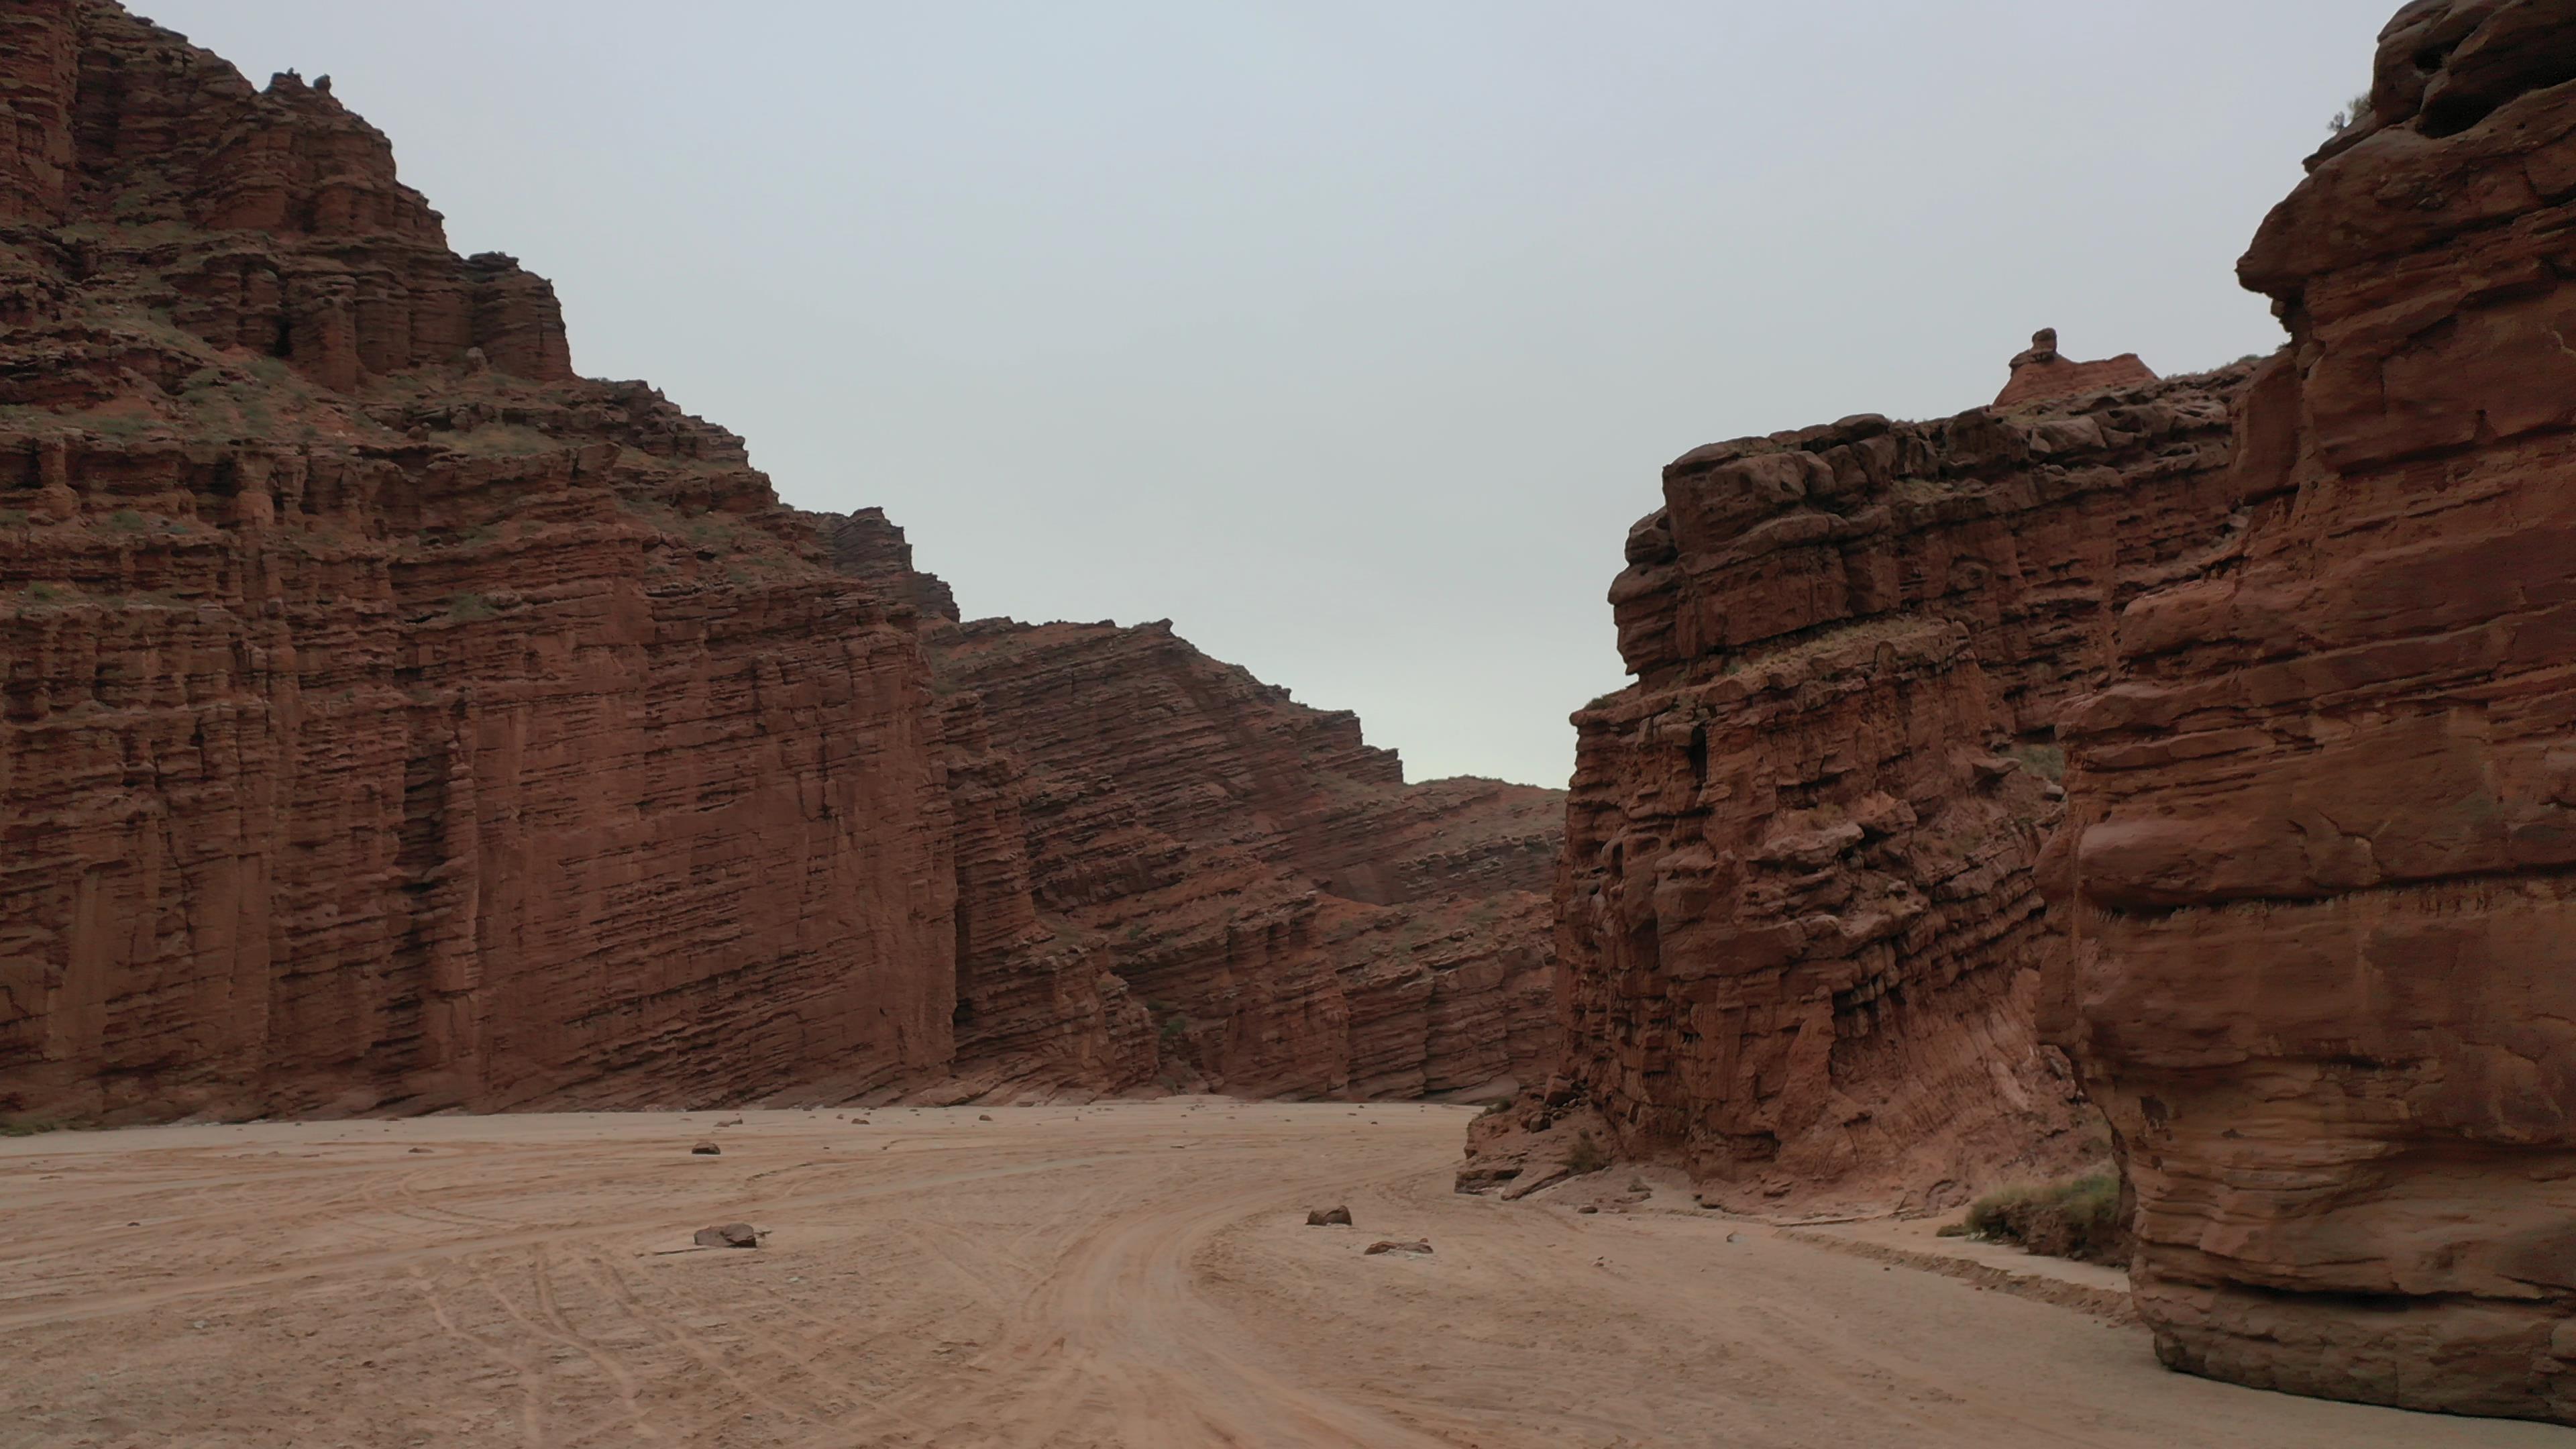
top-left (807, 527), bottom-right (1568, 1100)
top-left (2043, 0), bottom-right (2576, 1422)
top-left (0, 2), bottom-right (972, 1121)
top-left (1558, 358), bottom-right (2261, 1214)
top-left (1994, 328), bottom-right (2158, 409)
top-left (0, 1), bottom-right (1560, 1121)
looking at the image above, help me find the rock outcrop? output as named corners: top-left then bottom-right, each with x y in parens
top-left (819, 517), bottom-right (1566, 1100)
top-left (0, 1), bottom-right (969, 1120)
top-left (0, 1), bottom-right (1560, 1121)
top-left (1995, 329), bottom-right (2158, 409)
top-left (936, 619), bottom-right (1562, 1098)
top-left (2043, 0), bottom-right (2576, 1422)
top-left (1552, 360), bottom-right (2261, 1213)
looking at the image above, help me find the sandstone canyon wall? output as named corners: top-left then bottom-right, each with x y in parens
top-left (1534, 0), bottom-right (2576, 1422)
top-left (822, 512), bottom-right (1564, 1100)
top-left (1546, 360), bottom-right (2258, 1214)
top-left (2043, 0), bottom-right (2576, 1422)
top-left (0, 0), bottom-right (971, 1120)
top-left (0, 0), bottom-right (1560, 1122)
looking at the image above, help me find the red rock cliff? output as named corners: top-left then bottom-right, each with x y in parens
top-left (0, 1), bottom-right (1560, 1119)
top-left (0, 1), bottom-right (963, 1118)
top-left (935, 619), bottom-right (1562, 1099)
top-left (2044, 0), bottom-right (2576, 1422)
top-left (811, 520), bottom-right (1566, 1102)
top-left (1552, 362), bottom-right (2259, 1213)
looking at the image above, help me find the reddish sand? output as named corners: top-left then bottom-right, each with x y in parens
top-left (1, 1103), bottom-right (2559, 1448)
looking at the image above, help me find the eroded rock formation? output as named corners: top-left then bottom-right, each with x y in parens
top-left (1995, 329), bottom-right (2158, 408)
top-left (937, 619), bottom-right (1562, 1099)
top-left (1548, 360), bottom-right (2258, 1214)
top-left (0, 0), bottom-right (1560, 1121)
top-left (0, 1), bottom-right (969, 1120)
top-left (824, 510), bottom-right (1564, 1099)
top-left (2043, 0), bottom-right (2576, 1421)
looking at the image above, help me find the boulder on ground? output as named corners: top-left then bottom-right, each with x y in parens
top-left (690, 1141), bottom-right (721, 1155)
top-left (1364, 1238), bottom-right (1432, 1256)
top-left (693, 1223), bottom-right (760, 1248)
top-left (1305, 1205), bottom-right (1352, 1226)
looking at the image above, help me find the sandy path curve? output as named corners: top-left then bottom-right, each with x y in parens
top-left (1, 1102), bottom-right (2565, 1448)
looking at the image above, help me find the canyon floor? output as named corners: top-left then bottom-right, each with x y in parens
top-left (0, 1104), bottom-right (2559, 1449)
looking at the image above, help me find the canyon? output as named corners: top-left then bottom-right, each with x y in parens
top-left (1524, 0), bottom-right (2576, 1425)
top-left (0, 0), bottom-right (1558, 1124)
top-left (5, 0), bottom-right (2575, 1434)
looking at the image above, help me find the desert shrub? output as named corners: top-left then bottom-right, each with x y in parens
top-left (1962, 1171), bottom-right (2128, 1263)
top-left (2006, 743), bottom-right (2065, 782)
top-left (2329, 91), bottom-right (2373, 133)
top-left (1564, 1129), bottom-right (1612, 1176)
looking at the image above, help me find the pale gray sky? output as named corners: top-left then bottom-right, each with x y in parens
top-left (137, 1), bottom-right (2387, 787)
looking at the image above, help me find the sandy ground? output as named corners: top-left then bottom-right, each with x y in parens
top-left (1, 1102), bottom-right (2565, 1449)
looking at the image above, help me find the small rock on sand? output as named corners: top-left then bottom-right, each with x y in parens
top-left (694, 1223), bottom-right (760, 1248)
top-left (1306, 1205), bottom-right (1352, 1226)
top-left (408, 1146), bottom-right (433, 1155)
top-left (690, 1142), bottom-right (721, 1155)
top-left (978, 1114), bottom-right (994, 1122)
top-left (1364, 1238), bottom-right (1432, 1256)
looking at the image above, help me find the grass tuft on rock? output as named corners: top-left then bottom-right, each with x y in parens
top-left (1564, 1129), bottom-right (1611, 1176)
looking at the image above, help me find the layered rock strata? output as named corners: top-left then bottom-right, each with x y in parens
top-left (2043, 0), bottom-right (2576, 1421)
top-left (0, 0), bottom-right (1561, 1119)
top-left (937, 619), bottom-right (1562, 1098)
top-left (816, 522), bottom-right (1566, 1100)
top-left (1552, 360), bottom-right (2259, 1212)
top-left (0, 1), bottom-right (971, 1119)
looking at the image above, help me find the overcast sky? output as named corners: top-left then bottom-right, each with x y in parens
top-left (140, 1), bottom-right (2387, 788)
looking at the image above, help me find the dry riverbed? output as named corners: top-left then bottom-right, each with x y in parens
top-left (1, 1101), bottom-right (2560, 1448)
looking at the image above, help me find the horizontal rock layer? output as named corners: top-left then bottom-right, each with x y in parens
top-left (1560, 362), bottom-right (2259, 1213)
top-left (921, 612), bottom-right (1564, 1100)
top-left (2044, 0), bottom-right (2576, 1422)
top-left (0, 0), bottom-right (1562, 1120)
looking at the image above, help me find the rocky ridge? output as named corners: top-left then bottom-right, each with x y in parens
top-left (825, 512), bottom-right (1564, 1100)
top-left (0, 0), bottom-right (1559, 1121)
top-left (1529, 354), bottom-right (2259, 1215)
top-left (1527, 0), bottom-right (2576, 1425)
top-left (1994, 328), bottom-right (2158, 408)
